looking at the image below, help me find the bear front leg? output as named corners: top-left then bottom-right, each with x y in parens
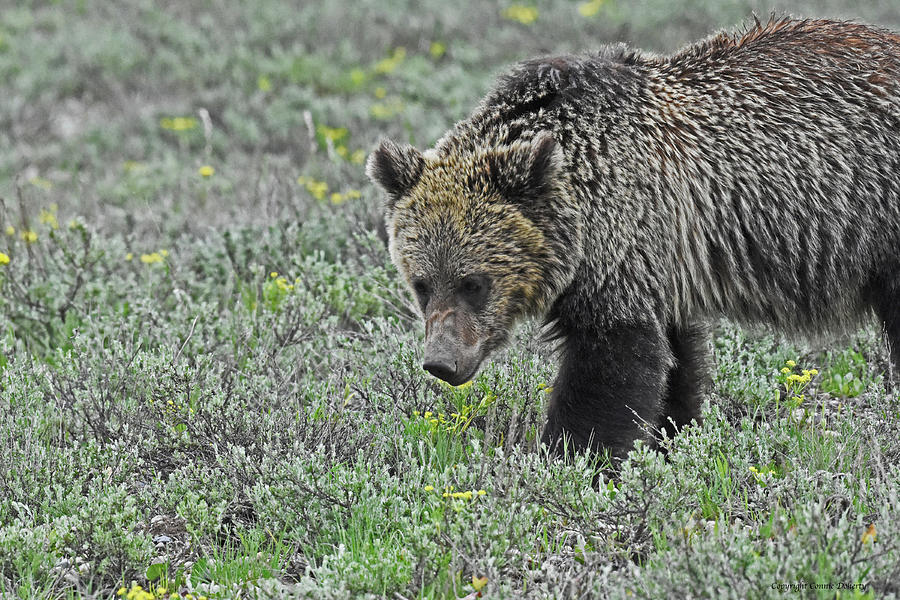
top-left (541, 321), bottom-right (672, 461)
top-left (659, 323), bottom-right (709, 440)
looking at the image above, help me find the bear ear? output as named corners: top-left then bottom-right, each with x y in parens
top-left (366, 139), bottom-right (425, 205)
top-left (488, 131), bottom-right (562, 200)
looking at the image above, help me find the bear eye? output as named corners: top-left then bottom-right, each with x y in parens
top-left (411, 278), bottom-right (431, 307)
top-left (458, 274), bottom-right (491, 309)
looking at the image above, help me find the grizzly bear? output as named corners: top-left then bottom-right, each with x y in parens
top-left (367, 17), bottom-right (900, 460)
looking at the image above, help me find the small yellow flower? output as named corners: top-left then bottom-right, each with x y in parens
top-left (424, 485), bottom-right (434, 491)
top-left (29, 176), bottom-right (53, 190)
top-left (257, 74), bottom-right (272, 92)
top-left (780, 367), bottom-right (791, 374)
top-left (198, 165), bottom-right (215, 178)
top-left (348, 68), bottom-right (367, 87)
top-left (21, 230), bottom-right (37, 243)
top-left (477, 489), bottom-right (486, 496)
top-left (0, 252), bottom-right (9, 265)
top-left (429, 41), bottom-right (446, 59)
top-left (39, 207), bottom-right (58, 229)
top-left (160, 117), bottom-right (197, 131)
top-left (374, 47), bottom-right (406, 74)
top-left (160, 249), bottom-right (169, 257)
top-left (307, 180), bottom-right (328, 200)
top-left (270, 271), bottom-right (278, 278)
top-left (125, 252), bottom-right (134, 261)
top-left (786, 360), bottom-right (797, 367)
top-left (502, 4), bottom-right (538, 25)
top-left (472, 576), bottom-right (488, 592)
top-left (578, 0), bottom-right (604, 17)
top-left (809, 369), bottom-right (819, 376)
top-left (374, 87), bottom-right (387, 99)
top-left (4, 225), bottom-right (13, 236)
top-left (117, 588), bottom-right (126, 596)
top-left (345, 189), bottom-right (362, 199)
top-left (140, 252), bottom-right (164, 264)
top-left (317, 124), bottom-right (348, 143)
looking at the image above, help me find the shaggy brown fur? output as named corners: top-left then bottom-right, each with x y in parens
top-left (368, 17), bottom-right (900, 460)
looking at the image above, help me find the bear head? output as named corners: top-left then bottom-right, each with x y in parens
top-left (367, 132), bottom-right (582, 385)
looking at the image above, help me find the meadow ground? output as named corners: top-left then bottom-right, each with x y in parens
top-left (2, 1), bottom-right (900, 598)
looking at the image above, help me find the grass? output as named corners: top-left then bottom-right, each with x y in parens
top-left (2, 1), bottom-right (900, 598)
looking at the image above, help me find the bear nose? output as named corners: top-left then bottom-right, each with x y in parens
top-left (423, 359), bottom-right (457, 382)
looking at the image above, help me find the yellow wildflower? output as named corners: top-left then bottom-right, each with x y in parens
top-left (125, 252), bottom-right (133, 261)
top-left (257, 74), bottom-right (272, 92)
top-left (0, 252), bottom-right (10, 265)
top-left (274, 277), bottom-right (293, 291)
top-left (786, 360), bottom-right (796, 367)
top-left (780, 367), bottom-right (791, 374)
top-left (370, 98), bottom-right (405, 120)
top-left (306, 180), bottom-right (328, 200)
top-left (350, 149), bottom-right (366, 164)
top-left (429, 41), bottom-right (446, 59)
top-left (348, 68), bottom-right (367, 87)
top-left (29, 176), bottom-right (53, 190)
top-left (160, 117), bottom-right (197, 131)
top-left (21, 230), bottom-right (37, 243)
top-left (4, 225), bottom-right (13, 236)
top-left (578, 0), bottom-right (604, 17)
top-left (317, 124), bottom-right (348, 143)
top-left (198, 165), bottom-right (215, 178)
top-left (330, 192), bottom-right (344, 204)
top-left (270, 271), bottom-right (278, 278)
top-left (140, 252), bottom-right (164, 264)
top-left (39, 208), bottom-right (59, 229)
top-left (502, 4), bottom-right (538, 25)
top-left (472, 576), bottom-right (488, 592)
top-left (424, 485), bottom-right (434, 491)
top-left (117, 588), bottom-right (126, 596)
top-left (374, 47), bottom-right (406, 74)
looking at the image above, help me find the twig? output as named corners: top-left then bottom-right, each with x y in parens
top-left (174, 315), bottom-right (200, 362)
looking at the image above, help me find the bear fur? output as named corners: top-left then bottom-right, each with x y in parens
top-left (367, 17), bottom-right (900, 460)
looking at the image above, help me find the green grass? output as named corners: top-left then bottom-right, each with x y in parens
top-left (2, 1), bottom-right (900, 598)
